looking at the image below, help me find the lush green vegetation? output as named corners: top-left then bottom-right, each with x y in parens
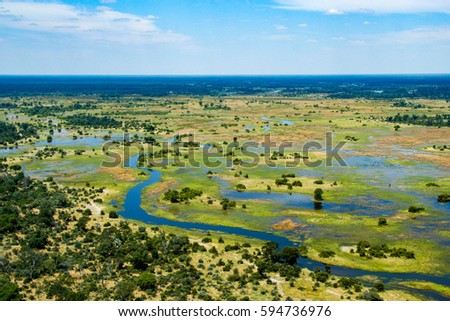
top-left (385, 114), bottom-right (450, 127)
top-left (0, 89), bottom-right (448, 301)
top-left (354, 241), bottom-right (415, 259)
top-left (163, 188), bottom-right (203, 203)
top-left (65, 114), bottom-right (122, 128)
top-left (0, 121), bottom-right (39, 145)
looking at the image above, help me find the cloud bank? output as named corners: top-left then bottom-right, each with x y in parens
top-left (274, 0), bottom-right (450, 14)
top-left (0, 1), bottom-right (189, 44)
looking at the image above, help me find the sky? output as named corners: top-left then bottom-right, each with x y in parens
top-left (0, 0), bottom-right (450, 75)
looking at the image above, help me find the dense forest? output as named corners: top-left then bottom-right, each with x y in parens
top-left (0, 121), bottom-right (39, 145)
top-left (1, 75), bottom-right (450, 99)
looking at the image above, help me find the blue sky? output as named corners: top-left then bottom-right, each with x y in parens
top-left (0, 0), bottom-right (450, 74)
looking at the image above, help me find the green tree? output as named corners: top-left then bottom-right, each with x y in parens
top-left (280, 247), bottom-right (300, 265)
top-left (314, 188), bottom-right (324, 201)
top-left (136, 272), bottom-right (157, 291)
top-left (378, 217), bottom-right (388, 227)
top-left (0, 277), bottom-right (22, 301)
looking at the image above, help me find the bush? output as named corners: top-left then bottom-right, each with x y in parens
top-left (0, 277), bottom-right (21, 301)
top-left (378, 217), bottom-right (388, 227)
top-left (408, 206), bottom-right (425, 213)
top-left (136, 272), bottom-right (157, 291)
top-left (437, 194), bottom-right (449, 203)
top-left (319, 250), bottom-right (335, 258)
top-left (109, 211), bottom-right (119, 218)
top-left (235, 184), bottom-right (246, 192)
top-left (373, 281), bottom-right (385, 292)
top-left (164, 187), bottom-right (203, 203)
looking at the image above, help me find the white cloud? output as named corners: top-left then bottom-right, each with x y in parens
top-left (275, 24), bottom-right (288, 30)
top-left (305, 39), bottom-right (318, 43)
top-left (332, 36), bottom-right (346, 41)
top-left (274, 0), bottom-right (450, 14)
top-left (0, 1), bottom-right (189, 44)
top-left (326, 9), bottom-right (344, 15)
top-left (297, 23), bottom-right (308, 28)
top-left (363, 21), bottom-right (370, 25)
top-left (100, 0), bottom-right (117, 3)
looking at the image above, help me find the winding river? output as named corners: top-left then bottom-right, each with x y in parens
top-left (118, 154), bottom-right (449, 300)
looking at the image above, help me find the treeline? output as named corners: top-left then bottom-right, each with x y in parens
top-left (0, 102), bottom-right (18, 109)
top-left (0, 121), bottom-right (39, 145)
top-left (385, 114), bottom-right (450, 127)
top-left (392, 100), bottom-right (428, 108)
top-left (23, 102), bottom-right (96, 116)
top-left (65, 114), bottom-right (122, 128)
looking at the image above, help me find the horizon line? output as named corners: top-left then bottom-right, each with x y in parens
top-left (1, 73), bottom-right (450, 77)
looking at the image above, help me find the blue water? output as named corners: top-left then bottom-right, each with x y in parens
top-left (117, 154), bottom-right (450, 300)
top-left (223, 189), bottom-right (394, 216)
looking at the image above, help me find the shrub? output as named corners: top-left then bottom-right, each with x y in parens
top-left (319, 250), bottom-right (335, 258)
top-left (378, 217), bottom-right (388, 227)
top-left (408, 206), bottom-right (425, 213)
top-left (136, 272), bottom-right (157, 291)
top-left (109, 211), bottom-right (119, 218)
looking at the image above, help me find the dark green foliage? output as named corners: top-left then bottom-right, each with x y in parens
top-left (373, 281), bottom-right (385, 292)
top-left (437, 194), bottom-right (449, 203)
top-left (65, 114), bottom-right (122, 128)
top-left (0, 205), bottom-right (20, 234)
top-left (298, 244), bottom-right (309, 258)
top-left (0, 121), bottom-right (38, 144)
top-left (338, 277), bottom-right (361, 290)
top-left (203, 103), bottom-right (231, 111)
top-left (408, 206), bottom-right (425, 213)
top-left (235, 184), bottom-right (246, 192)
top-left (275, 178), bottom-right (288, 186)
top-left (136, 272), bottom-right (157, 291)
top-left (163, 187), bottom-right (203, 203)
top-left (355, 240), bottom-right (415, 259)
top-left (279, 247), bottom-right (300, 265)
top-left (292, 180), bottom-right (302, 187)
top-left (109, 211), bottom-right (119, 218)
top-left (385, 113), bottom-right (450, 127)
top-left (220, 198), bottom-right (236, 210)
top-left (378, 217), bottom-right (388, 227)
top-left (318, 250), bottom-right (335, 258)
top-left (114, 280), bottom-right (136, 300)
top-left (0, 277), bottom-right (22, 301)
top-left (46, 276), bottom-right (88, 301)
top-left (26, 229), bottom-right (49, 249)
top-left (313, 188), bottom-right (324, 201)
